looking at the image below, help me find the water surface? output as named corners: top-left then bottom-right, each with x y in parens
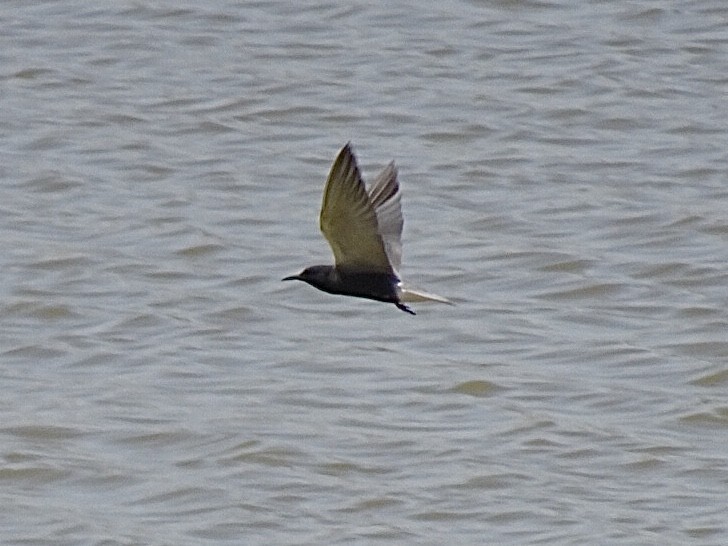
top-left (2, 1), bottom-right (727, 544)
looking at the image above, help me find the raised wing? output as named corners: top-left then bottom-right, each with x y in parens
top-left (319, 144), bottom-right (394, 273)
top-left (367, 161), bottom-right (403, 274)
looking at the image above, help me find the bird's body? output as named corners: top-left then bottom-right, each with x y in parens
top-left (285, 264), bottom-right (414, 314)
top-left (283, 143), bottom-right (450, 315)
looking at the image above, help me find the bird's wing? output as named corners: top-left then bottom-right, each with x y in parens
top-left (367, 161), bottom-right (403, 274)
top-left (319, 143), bottom-right (393, 273)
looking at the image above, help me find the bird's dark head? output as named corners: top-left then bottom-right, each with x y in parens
top-left (282, 265), bottom-right (338, 293)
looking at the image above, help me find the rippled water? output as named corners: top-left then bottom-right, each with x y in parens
top-left (2, 1), bottom-right (727, 544)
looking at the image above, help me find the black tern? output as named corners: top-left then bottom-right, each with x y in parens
top-left (283, 143), bottom-right (450, 315)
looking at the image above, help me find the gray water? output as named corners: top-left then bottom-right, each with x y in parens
top-left (2, 1), bottom-right (727, 544)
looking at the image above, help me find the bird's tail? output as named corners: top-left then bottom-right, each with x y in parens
top-left (400, 286), bottom-right (453, 305)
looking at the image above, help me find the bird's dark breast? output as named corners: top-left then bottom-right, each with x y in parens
top-left (331, 269), bottom-right (400, 304)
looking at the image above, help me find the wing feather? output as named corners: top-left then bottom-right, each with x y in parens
top-left (319, 144), bottom-right (393, 273)
top-left (367, 161), bottom-right (403, 273)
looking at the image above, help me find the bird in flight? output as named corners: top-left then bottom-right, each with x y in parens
top-left (283, 143), bottom-right (451, 315)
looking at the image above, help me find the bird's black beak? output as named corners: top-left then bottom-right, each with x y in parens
top-left (282, 274), bottom-right (300, 281)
